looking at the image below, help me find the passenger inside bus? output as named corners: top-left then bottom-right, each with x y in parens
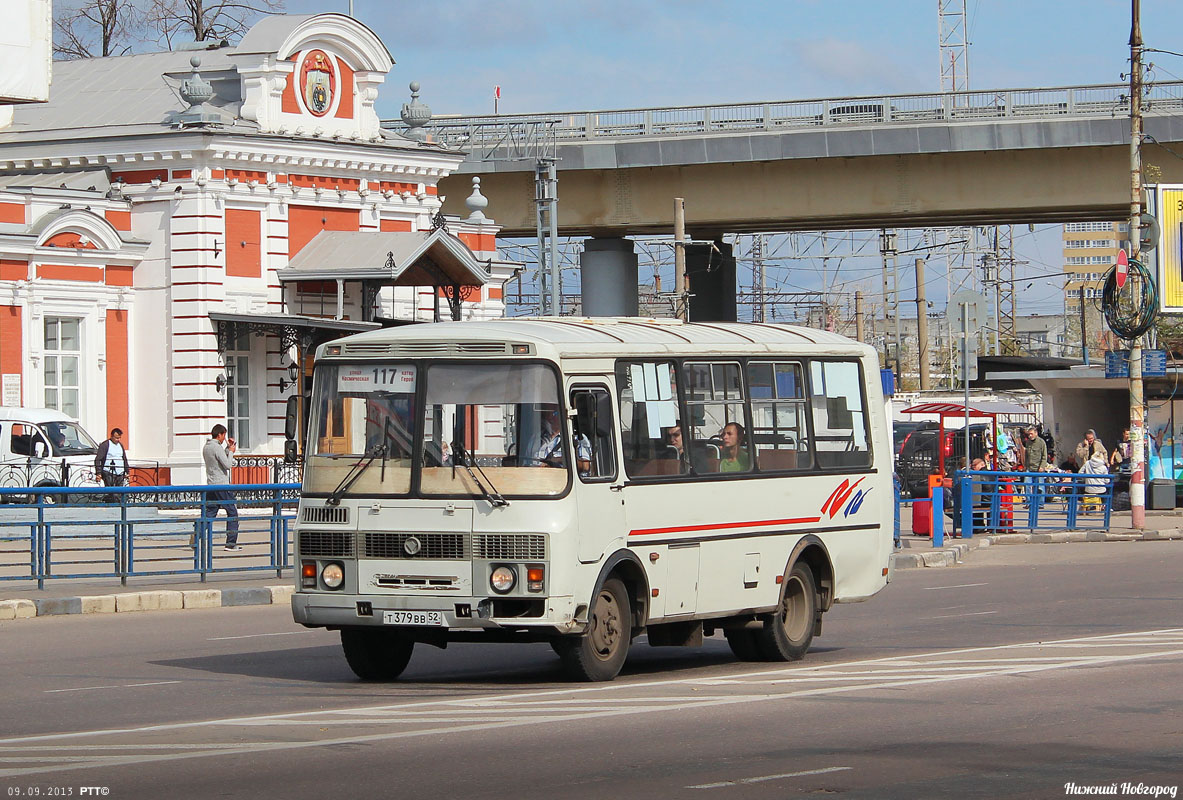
top-left (718, 422), bottom-right (751, 472)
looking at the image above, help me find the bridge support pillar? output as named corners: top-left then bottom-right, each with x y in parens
top-left (580, 238), bottom-right (638, 317)
top-left (687, 239), bottom-right (736, 322)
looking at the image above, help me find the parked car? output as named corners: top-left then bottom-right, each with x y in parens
top-left (897, 422), bottom-right (991, 499)
top-left (0, 407), bottom-right (102, 502)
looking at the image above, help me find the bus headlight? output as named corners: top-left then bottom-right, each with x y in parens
top-left (490, 565), bottom-right (516, 594)
top-left (321, 562), bottom-right (344, 590)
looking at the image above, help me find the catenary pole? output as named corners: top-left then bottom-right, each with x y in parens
top-left (674, 198), bottom-right (687, 321)
top-left (916, 258), bottom-right (930, 389)
top-left (1129, 0), bottom-right (1146, 528)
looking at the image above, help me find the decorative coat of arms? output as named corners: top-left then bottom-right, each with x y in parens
top-left (300, 50), bottom-right (335, 116)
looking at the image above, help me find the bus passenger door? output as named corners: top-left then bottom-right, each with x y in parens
top-left (570, 385), bottom-right (626, 563)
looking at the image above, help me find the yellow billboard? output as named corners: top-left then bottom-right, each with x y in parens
top-left (1159, 185), bottom-right (1183, 312)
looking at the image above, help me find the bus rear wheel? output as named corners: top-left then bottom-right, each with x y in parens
top-left (757, 562), bottom-right (817, 661)
top-left (555, 578), bottom-right (631, 682)
top-left (340, 628), bottom-right (415, 681)
top-left (724, 628), bottom-right (763, 661)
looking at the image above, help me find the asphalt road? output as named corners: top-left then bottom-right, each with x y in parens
top-left (1, 541), bottom-right (1180, 800)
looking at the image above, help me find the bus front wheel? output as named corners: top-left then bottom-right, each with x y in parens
top-left (340, 628), bottom-right (415, 681)
top-left (757, 562), bottom-right (817, 661)
top-left (555, 578), bottom-right (632, 682)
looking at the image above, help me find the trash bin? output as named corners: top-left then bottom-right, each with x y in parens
top-left (1149, 478), bottom-right (1176, 510)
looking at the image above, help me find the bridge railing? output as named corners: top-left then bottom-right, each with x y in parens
top-left (386, 81), bottom-right (1183, 148)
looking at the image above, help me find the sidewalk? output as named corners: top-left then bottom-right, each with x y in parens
top-left (890, 508), bottom-right (1183, 570)
top-left (0, 571), bottom-right (295, 621)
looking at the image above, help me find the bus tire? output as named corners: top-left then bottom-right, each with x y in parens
top-left (724, 629), bottom-right (763, 661)
top-left (555, 578), bottom-right (631, 682)
top-left (757, 561), bottom-right (817, 661)
top-left (340, 628), bottom-right (414, 681)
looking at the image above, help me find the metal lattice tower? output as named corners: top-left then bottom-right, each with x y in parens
top-left (751, 233), bottom-right (767, 322)
top-left (995, 226), bottom-right (1018, 351)
top-left (938, 0), bottom-right (971, 94)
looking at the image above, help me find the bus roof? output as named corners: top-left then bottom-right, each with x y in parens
top-left (319, 317), bottom-right (873, 361)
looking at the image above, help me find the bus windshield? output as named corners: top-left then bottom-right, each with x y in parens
top-left (421, 363), bottom-right (568, 498)
top-left (306, 363), bottom-right (419, 495)
top-left (305, 361), bottom-right (569, 499)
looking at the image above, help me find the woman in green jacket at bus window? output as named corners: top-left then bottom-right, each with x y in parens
top-left (718, 422), bottom-right (751, 473)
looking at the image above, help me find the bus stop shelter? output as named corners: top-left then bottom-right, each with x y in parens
top-left (899, 401), bottom-right (1036, 479)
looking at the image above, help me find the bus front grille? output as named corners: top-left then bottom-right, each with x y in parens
top-left (302, 506), bottom-right (349, 524)
top-left (365, 532), bottom-right (468, 560)
top-left (473, 534), bottom-right (547, 560)
top-left (299, 530), bottom-right (355, 557)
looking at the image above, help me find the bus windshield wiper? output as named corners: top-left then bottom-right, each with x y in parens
top-left (326, 444), bottom-right (385, 506)
top-left (451, 439), bottom-right (509, 508)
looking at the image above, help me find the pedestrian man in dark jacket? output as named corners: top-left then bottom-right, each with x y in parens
top-left (95, 428), bottom-right (130, 493)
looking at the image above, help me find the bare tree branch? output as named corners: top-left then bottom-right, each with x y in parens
top-left (146, 0), bottom-right (284, 46)
top-left (52, 0), bottom-right (146, 59)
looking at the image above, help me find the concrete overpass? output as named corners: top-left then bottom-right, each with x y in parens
top-left (386, 82), bottom-right (1183, 238)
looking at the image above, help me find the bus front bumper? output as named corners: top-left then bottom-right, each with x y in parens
top-left (292, 592), bottom-right (583, 634)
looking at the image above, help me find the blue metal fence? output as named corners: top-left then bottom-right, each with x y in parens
top-left (897, 482), bottom-right (948, 546)
top-left (955, 469), bottom-right (1115, 536)
top-left (0, 483), bottom-right (299, 589)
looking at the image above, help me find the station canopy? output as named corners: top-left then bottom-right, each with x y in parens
top-left (899, 401), bottom-right (1035, 418)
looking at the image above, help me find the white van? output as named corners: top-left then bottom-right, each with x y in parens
top-left (0, 407), bottom-right (103, 499)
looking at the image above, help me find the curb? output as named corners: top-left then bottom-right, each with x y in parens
top-left (0, 584), bottom-right (293, 621)
top-left (891, 537), bottom-right (988, 570)
top-left (891, 528), bottom-right (1182, 570)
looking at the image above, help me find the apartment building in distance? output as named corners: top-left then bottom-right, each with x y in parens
top-left (1062, 221), bottom-right (1130, 302)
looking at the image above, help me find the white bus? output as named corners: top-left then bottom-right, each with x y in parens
top-left (291, 318), bottom-right (893, 681)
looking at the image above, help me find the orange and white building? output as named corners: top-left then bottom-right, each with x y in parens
top-left (0, 13), bottom-right (515, 482)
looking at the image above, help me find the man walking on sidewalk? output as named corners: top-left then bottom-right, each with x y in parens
top-left (203, 424), bottom-right (240, 551)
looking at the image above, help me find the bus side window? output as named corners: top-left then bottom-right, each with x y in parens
top-left (572, 387), bottom-right (617, 482)
top-left (615, 360), bottom-right (683, 478)
top-left (684, 361), bottom-right (750, 473)
top-left (808, 360), bottom-right (871, 469)
top-left (748, 361), bottom-right (812, 471)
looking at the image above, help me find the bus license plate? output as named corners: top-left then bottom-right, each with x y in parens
top-left (383, 610), bottom-right (445, 627)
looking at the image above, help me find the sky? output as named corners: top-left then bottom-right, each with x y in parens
top-left (282, 0), bottom-right (1183, 320)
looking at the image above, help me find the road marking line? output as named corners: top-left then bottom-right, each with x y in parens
top-left (44, 681), bottom-right (181, 694)
top-left (207, 632), bottom-right (305, 641)
top-left (689, 766), bottom-right (853, 789)
top-left (4, 647), bottom-right (1183, 779)
top-left (922, 583), bottom-right (988, 590)
top-left (923, 610), bottom-right (998, 619)
top-left (8, 629), bottom-right (1183, 743)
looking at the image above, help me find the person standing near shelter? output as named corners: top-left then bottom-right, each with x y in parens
top-left (1110, 428), bottom-right (1132, 470)
top-left (1023, 427), bottom-right (1047, 473)
top-left (203, 424), bottom-right (240, 551)
top-left (1074, 429), bottom-right (1107, 469)
top-left (95, 428), bottom-right (130, 490)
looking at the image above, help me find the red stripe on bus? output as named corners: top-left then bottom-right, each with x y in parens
top-left (629, 516), bottom-right (822, 537)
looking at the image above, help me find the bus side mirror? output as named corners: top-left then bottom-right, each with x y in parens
top-left (284, 439), bottom-right (298, 463)
top-left (284, 395), bottom-right (299, 441)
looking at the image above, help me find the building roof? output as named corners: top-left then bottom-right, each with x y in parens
top-left (0, 14), bottom-right (406, 148)
top-left (0, 47), bottom-right (248, 143)
top-left (279, 228), bottom-right (491, 287)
